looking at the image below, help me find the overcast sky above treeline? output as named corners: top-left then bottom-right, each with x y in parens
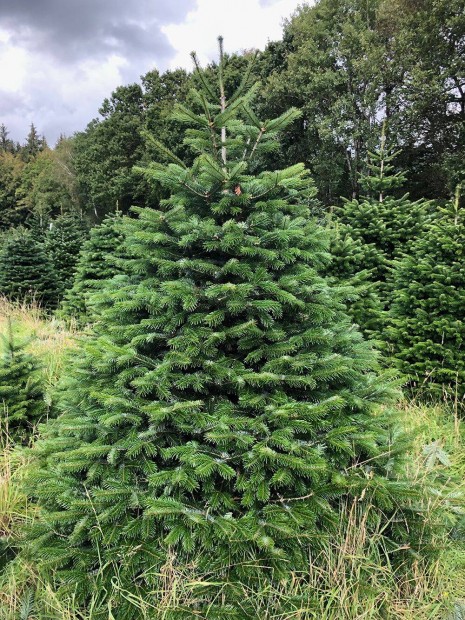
top-left (0, 0), bottom-right (303, 144)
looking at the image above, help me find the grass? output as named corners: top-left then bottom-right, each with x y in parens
top-left (0, 299), bottom-right (463, 619)
top-left (0, 296), bottom-right (77, 389)
top-left (0, 297), bottom-right (74, 542)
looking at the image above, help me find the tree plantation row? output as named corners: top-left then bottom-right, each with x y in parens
top-left (1, 131), bottom-right (463, 403)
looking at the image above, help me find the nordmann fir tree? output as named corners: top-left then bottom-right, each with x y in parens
top-left (325, 220), bottom-right (384, 340)
top-left (0, 318), bottom-right (47, 444)
top-left (45, 213), bottom-right (88, 300)
top-left (338, 129), bottom-right (430, 304)
top-left (26, 40), bottom-right (429, 617)
top-left (59, 211), bottom-right (127, 325)
top-left (388, 185), bottom-right (465, 403)
top-left (0, 229), bottom-right (58, 309)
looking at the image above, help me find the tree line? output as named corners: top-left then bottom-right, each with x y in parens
top-left (1, 0), bottom-right (464, 232)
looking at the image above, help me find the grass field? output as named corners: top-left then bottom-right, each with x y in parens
top-left (0, 299), bottom-right (464, 619)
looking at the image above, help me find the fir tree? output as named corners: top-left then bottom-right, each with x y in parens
top-left (338, 131), bottom-right (430, 298)
top-left (0, 319), bottom-right (47, 443)
top-left (325, 220), bottom-right (384, 339)
top-left (45, 213), bottom-right (88, 299)
top-left (388, 186), bottom-right (465, 402)
top-left (60, 211), bottom-right (127, 324)
top-left (27, 41), bottom-right (430, 617)
top-left (23, 123), bottom-right (41, 162)
top-left (0, 124), bottom-right (14, 153)
top-left (27, 211), bottom-right (51, 244)
top-left (0, 229), bottom-right (58, 308)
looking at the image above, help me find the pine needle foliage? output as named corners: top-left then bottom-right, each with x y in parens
top-left (26, 41), bottom-right (435, 617)
top-left (60, 211), bottom-right (126, 324)
top-left (0, 229), bottom-right (58, 309)
top-left (388, 187), bottom-right (465, 403)
top-left (0, 318), bottom-right (47, 443)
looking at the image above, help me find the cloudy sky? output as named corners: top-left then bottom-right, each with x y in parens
top-left (0, 0), bottom-right (304, 145)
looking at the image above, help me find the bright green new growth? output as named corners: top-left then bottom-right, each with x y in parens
top-left (0, 319), bottom-right (47, 443)
top-left (388, 186), bottom-right (465, 402)
top-left (60, 211), bottom-right (126, 324)
top-left (27, 41), bottom-right (431, 617)
top-left (0, 229), bottom-right (58, 309)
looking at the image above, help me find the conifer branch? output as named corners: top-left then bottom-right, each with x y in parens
top-left (141, 131), bottom-right (187, 168)
top-left (193, 89), bottom-right (220, 156)
top-left (270, 492), bottom-right (315, 503)
top-left (190, 51), bottom-right (217, 100)
top-left (228, 52), bottom-right (259, 106)
top-left (247, 127), bottom-right (266, 163)
top-left (218, 36), bottom-right (227, 167)
top-left (180, 180), bottom-right (211, 199)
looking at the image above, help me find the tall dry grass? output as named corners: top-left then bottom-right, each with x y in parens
top-left (0, 296), bottom-right (77, 388)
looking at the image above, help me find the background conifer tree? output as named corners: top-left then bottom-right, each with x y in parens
top-left (0, 319), bottom-right (47, 443)
top-left (387, 186), bottom-right (465, 402)
top-left (27, 211), bottom-right (51, 244)
top-left (0, 229), bottom-right (58, 308)
top-left (325, 221), bottom-right (384, 339)
top-left (337, 131), bottom-right (430, 300)
top-left (27, 40), bottom-right (430, 617)
top-left (0, 124), bottom-right (14, 153)
top-left (60, 211), bottom-right (127, 324)
top-left (45, 213), bottom-right (88, 299)
top-left (22, 123), bottom-right (41, 162)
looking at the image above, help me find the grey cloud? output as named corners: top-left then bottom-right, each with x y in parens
top-left (0, 0), bottom-right (197, 142)
top-left (0, 91), bottom-right (30, 116)
top-left (0, 0), bottom-right (196, 64)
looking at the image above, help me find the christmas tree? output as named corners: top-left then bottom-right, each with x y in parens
top-left (0, 318), bottom-right (48, 443)
top-left (0, 229), bottom-right (58, 308)
top-left (45, 213), bottom-right (88, 299)
top-left (388, 186), bottom-right (465, 402)
top-left (26, 41), bottom-right (428, 617)
top-left (338, 130), bottom-right (430, 299)
top-left (60, 211), bottom-right (127, 324)
top-left (325, 220), bottom-right (384, 339)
